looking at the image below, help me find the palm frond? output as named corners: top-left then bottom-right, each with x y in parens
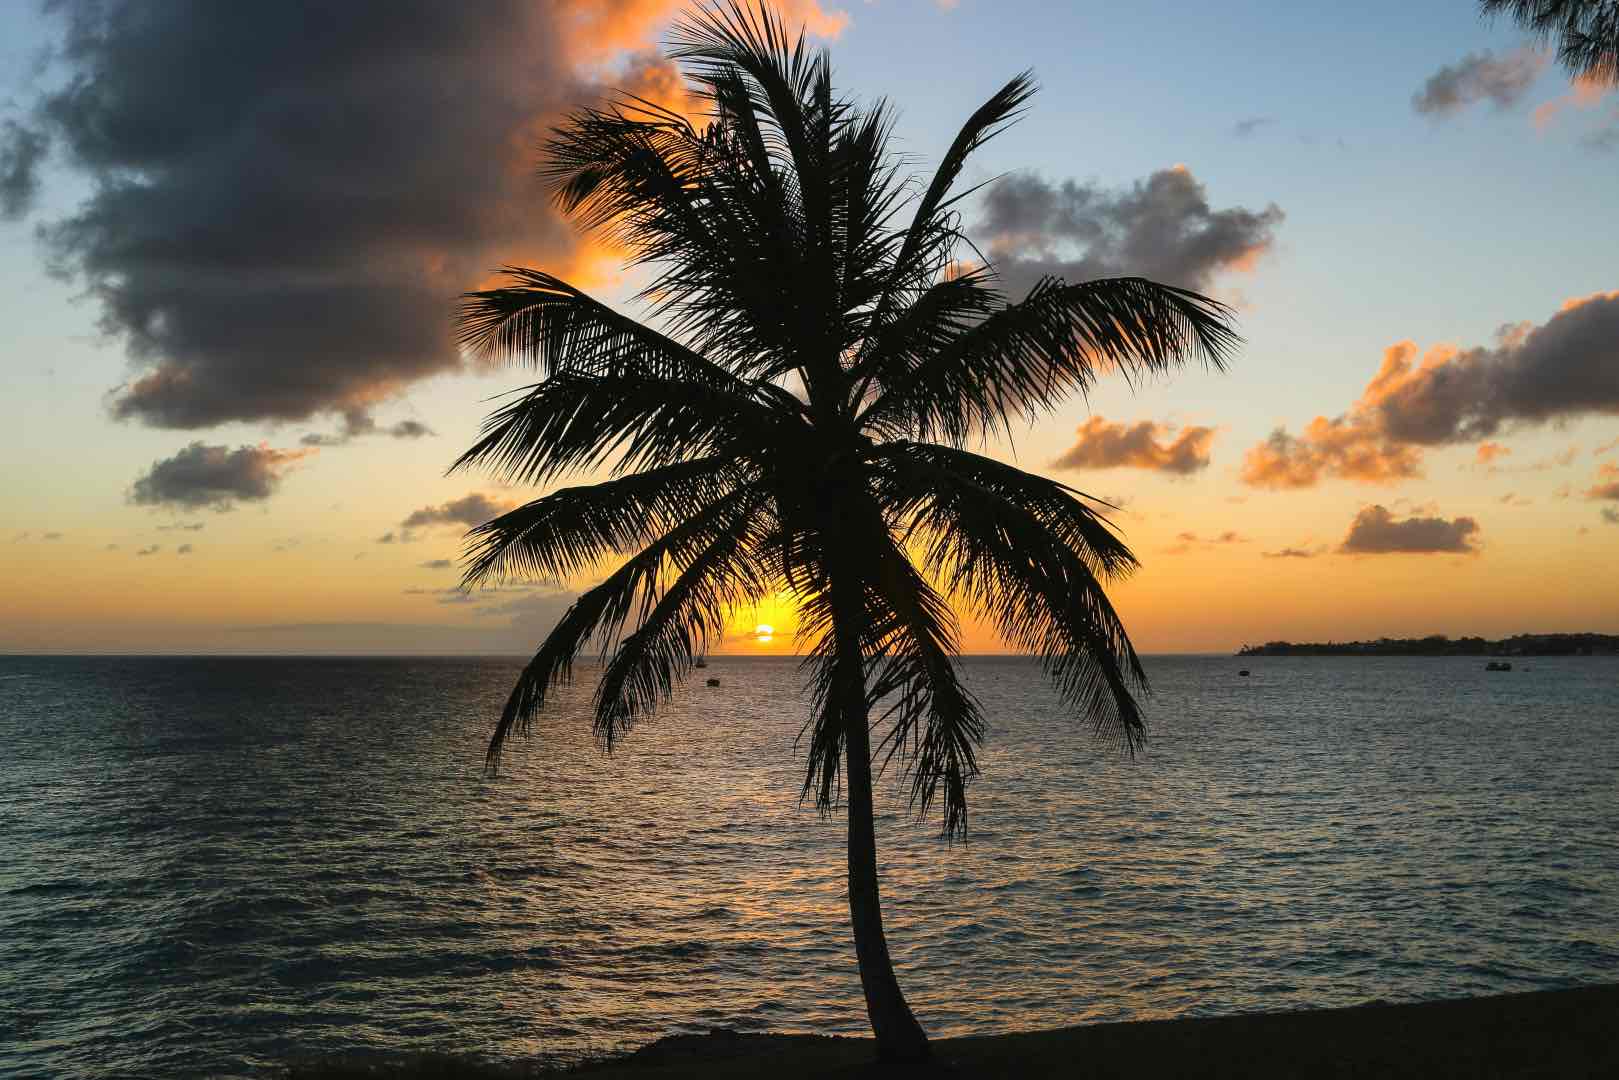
top-left (459, 456), bottom-right (748, 588)
top-left (872, 440), bottom-right (1148, 753)
top-left (484, 483), bottom-right (767, 772)
top-left (1481, 0), bottom-right (1619, 84)
top-left (860, 276), bottom-right (1238, 445)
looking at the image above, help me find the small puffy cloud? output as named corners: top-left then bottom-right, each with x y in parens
top-left (157, 521), bottom-right (205, 532)
top-left (1231, 116), bottom-right (1276, 138)
top-left (375, 530), bottom-right (416, 545)
top-left (1162, 529), bottom-right (1249, 555)
top-left (1051, 417), bottom-right (1217, 475)
top-left (130, 442), bottom-right (313, 511)
top-left (400, 493), bottom-right (516, 529)
top-left (975, 166), bottom-right (1283, 300)
top-left (419, 558), bottom-right (454, 569)
top-left (42, 531), bottom-right (64, 541)
top-left (1475, 441), bottom-right (1511, 465)
top-left (1339, 505), bottom-right (1480, 555)
top-left (1412, 49), bottom-right (1546, 116)
top-left (136, 545), bottom-right (161, 556)
top-left (0, 120), bottom-right (48, 220)
top-left (1243, 293), bottom-right (1619, 489)
top-left (177, 543), bottom-right (194, 555)
top-left (1585, 463), bottom-right (1619, 500)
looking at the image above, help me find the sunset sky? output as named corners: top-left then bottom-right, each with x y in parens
top-left (2, 0), bottom-right (1615, 655)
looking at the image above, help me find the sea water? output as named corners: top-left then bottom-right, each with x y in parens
top-left (2, 654), bottom-right (1616, 1077)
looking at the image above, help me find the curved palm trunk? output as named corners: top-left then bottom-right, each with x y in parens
top-left (831, 573), bottom-right (931, 1062)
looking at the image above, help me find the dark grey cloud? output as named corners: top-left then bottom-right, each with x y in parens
top-left (976, 166), bottom-right (1283, 300)
top-left (300, 408), bottom-right (436, 447)
top-left (1603, 508), bottom-right (1619, 524)
top-left (1412, 49), bottom-right (1546, 116)
top-left (1243, 293), bottom-right (1619, 488)
top-left (0, 120), bottom-right (48, 219)
top-left (177, 543), bottom-right (194, 555)
top-left (1339, 505), bottom-right (1480, 554)
top-left (1051, 416), bottom-right (1217, 474)
top-left (130, 441), bottom-right (313, 511)
top-left (10, 1), bottom-right (678, 430)
top-left (1231, 116), bottom-right (1276, 138)
top-left (401, 493), bottom-right (516, 530)
top-left (419, 559), bottom-right (454, 570)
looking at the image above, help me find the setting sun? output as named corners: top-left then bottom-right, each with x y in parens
top-left (755, 624), bottom-right (774, 640)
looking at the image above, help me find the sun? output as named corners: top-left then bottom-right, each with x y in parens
top-left (754, 623), bottom-right (774, 641)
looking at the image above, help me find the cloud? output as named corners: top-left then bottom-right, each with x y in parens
top-left (419, 559), bottom-right (454, 570)
top-left (130, 441), bottom-right (313, 511)
top-left (1412, 49), bottom-right (1547, 116)
top-left (177, 543), bottom-right (194, 555)
top-left (1230, 116), bottom-right (1277, 138)
top-left (9, 2), bottom-right (842, 432)
top-left (42, 532), bottom-right (64, 541)
top-left (1242, 292), bottom-right (1619, 488)
top-left (975, 166), bottom-right (1283, 300)
top-left (1586, 463), bottom-right (1619, 500)
top-left (1339, 505), bottom-right (1480, 554)
top-left (157, 521), bottom-right (206, 532)
top-left (0, 120), bottom-right (48, 220)
top-left (1598, 437), bottom-right (1619, 457)
top-left (1261, 546), bottom-right (1323, 559)
top-left (300, 408), bottom-right (436, 447)
top-left (400, 493), bottom-right (517, 529)
top-left (1604, 508), bottom-right (1619, 524)
top-left (1532, 73), bottom-right (1611, 130)
top-left (1475, 441), bottom-right (1511, 465)
top-left (375, 531), bottom-right (415, 545)
top-left (1163, 529), bottom-right (1250, 555)
top-left (135, 545), bottom-right (160, 556)
top-left (1050, 417), bottom-right (1217, 474)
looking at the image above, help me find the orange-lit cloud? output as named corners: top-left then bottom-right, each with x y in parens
top-left (1532, 73), bottom-right (1610, 130)
top-left (1244, 292), bottom-right (1619, 488)
top-left (1051, 417), bottom-right (1217, 474)
top-left (1475, 441), bottom-right (1511, 465)
top-left (1586, 463), bottom-right (1619, 501)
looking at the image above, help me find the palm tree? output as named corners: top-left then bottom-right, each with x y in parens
top-left (1481, 1), bottom-right (1618, 84)
top-left (453, 2), bottom-right (1237, 1063)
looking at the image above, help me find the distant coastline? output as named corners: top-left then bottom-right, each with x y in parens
top-left (1237, 633), bottom-right (1619, 657)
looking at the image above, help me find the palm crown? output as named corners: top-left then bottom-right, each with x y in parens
top-left (453, 3), bottom-right (1237, 1057)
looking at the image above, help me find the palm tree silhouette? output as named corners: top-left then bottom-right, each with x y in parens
top-left (1481, 1), bottom-right (1618, 85)
top-left (454, 2), bottom-right (1238, 1062)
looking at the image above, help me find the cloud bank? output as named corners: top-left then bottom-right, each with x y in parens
top-left (1339, 505), bottom-right (1480, 554)
top-left (8, 1), bottom-right (842, 433)
top-left (130, 442), bottom-right (313, 511)
top-left (975, 166), bottom-right (1283, 301)
top-left (1243, 292), bottom-right (1619, 488)
top-left (1050, 417), bottom-right (1217, 474)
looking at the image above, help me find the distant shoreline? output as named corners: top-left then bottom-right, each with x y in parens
top-left (1237, 632), bottom-right (1619, 658)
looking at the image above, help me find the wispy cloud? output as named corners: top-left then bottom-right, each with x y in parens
top-left (1412, 49), bottom-right (1546, 116)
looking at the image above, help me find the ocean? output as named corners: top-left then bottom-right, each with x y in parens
top-left (2, 653), bottom-right (1616, 1078)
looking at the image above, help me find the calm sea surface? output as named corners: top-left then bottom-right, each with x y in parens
top-left (3, 654), bottom-right (1617, 1077)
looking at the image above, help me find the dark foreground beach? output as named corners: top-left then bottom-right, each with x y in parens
top-left (290, 985), bottom-right (1619, 1078)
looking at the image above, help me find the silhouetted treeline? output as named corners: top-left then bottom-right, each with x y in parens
top-left (1237, 633), bottom-right (1619, 657)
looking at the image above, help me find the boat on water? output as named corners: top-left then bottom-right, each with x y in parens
top-left (706, 677), bottom-right (721, 687)
top-left (1485, 661), bottom-right (1513, 672)
top-left (694, 657), bottom-right (708, 668)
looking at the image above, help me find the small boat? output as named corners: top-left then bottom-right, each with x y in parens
top-left (694, 657), bottom-right (708, 669)
top-left (1238, 669), bottom-right (1250, 677)
top-left (1485, 661), bottom-right (1512, 672)
top-left (706, 677), bottom-right (721, 687)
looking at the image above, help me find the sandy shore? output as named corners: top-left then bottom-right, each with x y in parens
top-left (290, 984), bottom-right (1619, 1078)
